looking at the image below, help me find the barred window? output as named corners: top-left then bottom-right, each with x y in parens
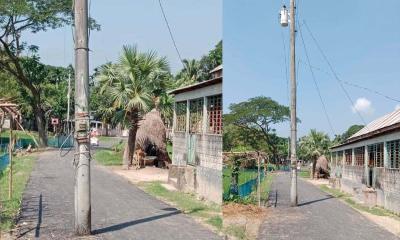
top-left (336, 151), bottom-right (343, 166)
top-left (189, 98), bottom-right (203, 133)
top-left (387, 140), bottom-right (400, 169)
top-left (354, 147), bottom-right (365, 166)
top-left (368, 143), bottom-right (384, 168)
top-left (207, 95), bottom-right (222, 135)
top-left (175, 101), bottom-right (187, 132)
top-left (345, 149), bottom-right (352, 165)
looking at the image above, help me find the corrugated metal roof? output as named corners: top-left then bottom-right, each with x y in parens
top-left (349, 108), bottom-right (400, 139)
top-left (210, 65), bottom-right (222, 73)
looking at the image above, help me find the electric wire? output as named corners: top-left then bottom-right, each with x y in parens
top-left (297, 59), bottom-right (400, 103)
top-left (302, 20), bottom-right (369, 128)
top-left (157, 0), bottom-right (184, 66)
top-left (280, 28), bottom-right (290, 106)
top-left (298, 24), bottom-right (336, 135)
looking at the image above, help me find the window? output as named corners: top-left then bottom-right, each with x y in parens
top-left (189, 98), bottom-right (203, 133)
top-left (336, 151), bottom-right (343, 166)
top-left (345, 149), bottom-right (352, 165)
top-left (354, 147), bottom-right (365, 166)
top-left (175, 101), bottom-right (187, 132)
top-left (387, 140), bottom-right (400, 169)
top-left (207, 95), bottom-right (222, 135)
top-left (368, 143), bottom-right (384, 167)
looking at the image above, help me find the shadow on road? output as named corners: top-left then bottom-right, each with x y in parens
top-left (35, 194), bottom-right (43, 238)
top-left (298, 195), bottom-right (333, 207)
top-left (91, 210), bottom-right (181, 235)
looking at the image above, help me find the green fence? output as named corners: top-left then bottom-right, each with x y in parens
top-left (223, 168), bottom-right (265, 200)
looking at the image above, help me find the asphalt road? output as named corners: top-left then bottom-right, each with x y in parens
top-left (14, 142), bottom-right (220, 240)
top-left (258, 172), bottom-right (399, 240)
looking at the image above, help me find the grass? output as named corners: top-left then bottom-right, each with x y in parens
top-left (167, 141), bottom-right (172, 160)
top-left (298, 168), bottom-right (310, 178)
top-left (94, 149), bottom-right (123, 166)
top-left (139, 181), bottom-right (222, 231)
top-left (223, 168), bottom-right (258, 195)
top-left (98, 136), bottom-right (116, 142)
top-left (319, 184), bottom-right (400, 221)
top-left (0, 154), bottom-right (36, 231)
top-left (225, 224), bottom-right (248, 240)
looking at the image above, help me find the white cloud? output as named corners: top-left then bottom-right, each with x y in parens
top-left (351, 97), bottom-right (374, 115)
top-left (395, 104), bottom-right (400, 111)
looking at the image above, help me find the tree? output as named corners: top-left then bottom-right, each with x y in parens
top-left (98, 45), bottom-right (170, 168)
top-left (0, 0), bottom-right (99, 146)
top-left (224, 96), bottom-right (291, 162)
top-left (333, 124), bottom-right (364, 144)
top-left (298, 129), bottom-right (331, 178)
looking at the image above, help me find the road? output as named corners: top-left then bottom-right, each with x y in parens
top-left (258, 172), bottom-right (399, 240)
top-left (14, 140), bottom-right (220, 240)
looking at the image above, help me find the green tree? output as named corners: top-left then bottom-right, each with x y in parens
top-left (98, 45), bottom-right (170, 168)
top-left (298, 129), bottom-right (331, 178)
top-left (0, 0), bottom-right (98, 146)
top-left (224, 96), bottom-right (291, 162)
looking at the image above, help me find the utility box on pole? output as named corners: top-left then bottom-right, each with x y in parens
top-left (74, 0), bottom-right (91, 235)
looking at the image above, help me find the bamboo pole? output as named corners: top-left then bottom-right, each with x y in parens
top-left (8, 118), bottom-right (13, 200)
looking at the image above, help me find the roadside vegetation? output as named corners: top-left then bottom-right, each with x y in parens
top-left (320, 184), bottom-right (400, 221)
top-left (139, 181), bottom-right (222, 232)
top-left (94, 141), bottom-right (124, 166)
top-left (0, 154), bottom-right (36, 231)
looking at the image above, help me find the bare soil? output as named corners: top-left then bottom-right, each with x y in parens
top-left (223, 203), bottom-right (267, 240)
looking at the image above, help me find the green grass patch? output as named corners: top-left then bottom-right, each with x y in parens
top-left (167, 141), bottom-right (172, 160)
top-left (140, 181), bottom-right (222, 231)
top-left (98, 136), bottom-right (116, 142)
top-left (298, 168), bottom-right (310, 178)
top-left (224, 224), bottom-right (248, 240)
top-left (319, 184), bottom-right (400, 221)
top-left (94, 149), bottom-right (122, 166)
top-left (0, 154), bottom-right (36, 231)
top-left (223, 168), bottom-right (258, 195)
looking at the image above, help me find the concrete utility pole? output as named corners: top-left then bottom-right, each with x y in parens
top-left (289, 0), bottom-right (298, 207)
top-left (67, 73), bottom-right (71, 133)
top-left (74, 0), bottom-right (91, 235)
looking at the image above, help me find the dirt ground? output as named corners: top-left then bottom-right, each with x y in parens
top-left (107, 166), bottom-right (169, 184)
top-left (223, 203), bottom-right (267, 240)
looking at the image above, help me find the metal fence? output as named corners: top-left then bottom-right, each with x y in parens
top-left (223, 168), bottom-right (265, 199)
top-left (47, 135), bottom-right (74, 148)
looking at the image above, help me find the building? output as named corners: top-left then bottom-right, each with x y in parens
top-left (168, 66), bottom-right (223, 204)
top-left (330, 109), bottom-right (400, 214)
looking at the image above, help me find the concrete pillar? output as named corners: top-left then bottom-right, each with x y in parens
top-left (186, 100), bottom-right (190, 133)
top-left (202, 96), bottom-right (208, 134)
top-left (383, 141), bottom-right (388, 168)
top-left (352, 148), bottom-right (355, 166)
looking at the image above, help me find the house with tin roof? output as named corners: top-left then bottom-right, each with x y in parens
top-left (330, 108), bottom-right (400, 214)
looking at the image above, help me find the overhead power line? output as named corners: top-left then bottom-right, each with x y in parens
top-left (302, 20), bottom-right (369, 127)
top-left (297, 59), bottom-right (400, 103)
top-left (157, 0), bottom-right (184, 66)
top-left (298, 24), bottom-right (336, 135)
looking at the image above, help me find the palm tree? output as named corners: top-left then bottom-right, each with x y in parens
top-left (298, 129), bottom-right (331, 178)
top-left (98, 45), bottom-right (170, 168)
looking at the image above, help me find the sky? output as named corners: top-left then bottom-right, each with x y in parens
top-left (224, 0), bottom-right (400, 138)
top-left (25, 0), bottom-right (222, 74)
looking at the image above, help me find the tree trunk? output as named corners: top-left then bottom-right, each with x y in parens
top-left (312, 158), bottom-right (317, 179)
top-left (33, 106), bottom-right (48, 147)
top-left (122, 111), bottom-right (139, 169)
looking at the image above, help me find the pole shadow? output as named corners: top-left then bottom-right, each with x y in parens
top-left (91, 210), bottom-right (181, 235)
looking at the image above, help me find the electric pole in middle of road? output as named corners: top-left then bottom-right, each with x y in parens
top-left (289, 0), bottom-right (298, 207)
top-left (74, 0), bottom-right (91, 235)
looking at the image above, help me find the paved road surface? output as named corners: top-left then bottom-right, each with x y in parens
top-left (258, 172), bottom-right (399, 240)
top-left (14, 142), bottom-right (220, 240)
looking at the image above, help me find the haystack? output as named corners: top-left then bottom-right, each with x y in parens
top-left (315, 155), bottom-right (330, 178)
top-left (135, 109), bottom-right (171, 168)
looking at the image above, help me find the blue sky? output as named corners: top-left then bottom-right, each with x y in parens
top-left (26, 0), bottom-right (222, 74)
top-left (224, 0), bottom-right (400, 138)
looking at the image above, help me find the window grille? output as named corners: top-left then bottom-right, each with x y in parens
top-left (175, 101), bottom-right (187, 132)
top-left (387, 140), bottom-right (400, 169)
top-left (354, 146), bottom-right (365, 166)
top-left (207, 95), bottom-right (222, 135)
top-left (345, 149), bottom-right (352, 165)
top-left (189, 98), bottom-right (203, 133)
top-left (336, 151), bottom-right (343, 166)
top-left (367, 143), bottom-right (384, 168)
